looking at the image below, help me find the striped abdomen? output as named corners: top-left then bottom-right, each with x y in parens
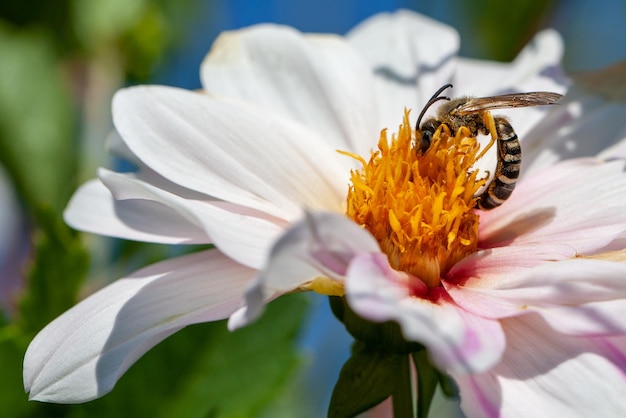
top-left (475, 118), bottom-right (521, 210)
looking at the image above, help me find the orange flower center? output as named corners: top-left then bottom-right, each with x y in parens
top-left (345, 110), bottom-right (485, 288)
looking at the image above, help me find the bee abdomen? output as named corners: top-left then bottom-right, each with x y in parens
top-left (476, 118), bottom-right (520, 210)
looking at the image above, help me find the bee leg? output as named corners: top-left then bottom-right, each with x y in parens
top-left (474, 111), bottom-right (497, 162)
top-left (475, 117), bottom-right (521, 210)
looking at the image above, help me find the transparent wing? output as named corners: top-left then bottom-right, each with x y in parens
top-left (454, 92), bottom-right (563, 114)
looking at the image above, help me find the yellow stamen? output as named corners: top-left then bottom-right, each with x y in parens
top-left (346, 110), bottom-right (485, 289)
top-left (300, 277), bottom-right (346, 296)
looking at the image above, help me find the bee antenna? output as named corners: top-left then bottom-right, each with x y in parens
top-left (416, 83), bottom-right (453, 128)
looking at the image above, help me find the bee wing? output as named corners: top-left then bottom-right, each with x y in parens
top-left (454, 92), bottom-right (563, 114)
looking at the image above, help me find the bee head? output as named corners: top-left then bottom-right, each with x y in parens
top-left (417, 118), bottom-right (441, 153)
top-left (415, 83), bottom-right (452, 153)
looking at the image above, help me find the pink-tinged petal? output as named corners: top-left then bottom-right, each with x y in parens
top-left (536, 299), bottom-right (626, 337)
top-left (454, 314), bottom-right (626, 418)
top-left (200, 25), bottom-right (378, 158)
top-left (98, 169), bottom-right (285, 269)
top-left (64, 179), bottom-right (212, 244)
top-left (347, 10), bottom-right (460, 132)
top-left (24, 250), bottom-right (254, 403)
top-left (346, 253), bottom-right (505, 374)
top-left (113, 85), bottom-right (349, 220)
top-left (450, 243), bottom-right (577, 280)
top-left (448, 257), bottom-right (626, 336)
top-left (228, 211), bottom-right (380, 330)
top-left (479, 159), bottom-right (626, 254)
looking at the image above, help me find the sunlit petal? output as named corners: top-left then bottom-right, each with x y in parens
top-left (201, 24), bottom-right (378, 157)
top-left (347, 10), bottom-right (460, 131)
top-left (113, 85), bottom-right (349, 219)
top-left (24, 250), bottom-right (253, 403)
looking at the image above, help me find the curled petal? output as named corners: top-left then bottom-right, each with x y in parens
top-left (98, 169), bottom-right (284, 269)
top-left (64, 179), bottom-right (212, 244)
top-left (455, 314), bottom-right (626, 418)
top-left (228, 211), bottom-right (380, 330)
top-left (346, 253), bottom-right (505, 374)
top-left (24, 250), bottom-right (254, 403)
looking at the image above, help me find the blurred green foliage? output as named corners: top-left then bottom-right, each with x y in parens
top-left (455, 0), bottom-right (557, 61)
top-left (0, 23), bottom-right (75, 213)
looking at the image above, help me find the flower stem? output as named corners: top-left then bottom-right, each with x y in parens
top-left (391, 354), bottom-right (414, 418)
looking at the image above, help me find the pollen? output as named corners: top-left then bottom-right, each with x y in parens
top-left (346, 110), bottom-right (485, 289)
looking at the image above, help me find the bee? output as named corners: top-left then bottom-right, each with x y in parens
top-left (415, 83), bottom-right (562, 210)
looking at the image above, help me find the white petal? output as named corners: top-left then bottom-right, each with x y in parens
top-left (98, 169), bottom-right (285, 269)
top-left (346, 252), bottom-right (505, 374)
top-left (478, 158), bottom-right (626, 254)
top-left (113, 85), bottom-right (349, 220)
top-left (455, 314), bottom-right (626, 418)
top-left (228, 211), bottom-right (380, 330)
top-left (64, 179), bottom-right (211, 244)
top-left (524, 87), bottom-right (626, 175)
top-left (347, 10), bottom-right (460, 131)
top-left (24, 250), bottom-right (254, 403)
top-left (105, 129), bottom-right (141, 165)
top-left (200, 24), bottom-right (378, 158)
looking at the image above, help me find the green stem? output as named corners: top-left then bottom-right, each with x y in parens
top-left (412, 350), bottom-right (439, 418)
top-left (391, 354), bottom-right (414, 418)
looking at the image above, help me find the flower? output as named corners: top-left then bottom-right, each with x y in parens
top-left (25, 9), bottom-right (622, 416)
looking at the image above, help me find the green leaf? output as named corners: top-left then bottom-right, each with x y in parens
top-left (18, 207), bottom-right (89, 334)
top-left (390, 355), bottom-right (413, 418)
top-left (158, 294), bottom-right (309, 418)
top-left (328, 342), bottom-right (404, 418)
top-left (331, 297), bottom-right (422, 355)
top-left (437, 371), bottom-right (459, 399)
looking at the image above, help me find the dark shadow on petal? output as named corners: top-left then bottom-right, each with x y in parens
top-left (373, 51), bottom-right (457, 86)
top-left (94, 251), bottom-right (248, 399)
top-left (479, 206), bottom-right (556, 248)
